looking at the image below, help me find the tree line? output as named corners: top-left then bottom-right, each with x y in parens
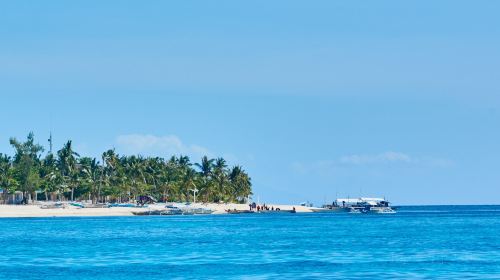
top-left (0, 133), bottom-right (252, 204)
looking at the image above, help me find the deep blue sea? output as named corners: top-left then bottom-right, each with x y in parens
top-left (1, 205), bottom-right (499, 279)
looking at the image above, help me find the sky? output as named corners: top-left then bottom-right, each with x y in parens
top-left (1, 1), bottom-right (499, 205)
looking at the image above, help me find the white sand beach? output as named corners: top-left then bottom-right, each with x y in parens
top-left (0, 203), bottom-right (315, 218)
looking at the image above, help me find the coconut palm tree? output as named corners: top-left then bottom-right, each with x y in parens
top-left (213, 158), bottom-right (228, 202)
top-left (0, 154), bottom-right (17, 202)
top-left (181, 167), bottom-right (198, 202)
top-left (158, 157), bottom-right (179, 202)
top-left (80, 157), bottom-right (102, 203)
top-left (102, 149), bottom-right (121, 202)
top-left (144, 157), bottom-right (164, 200)
top-left (123, 155), bottom-right (149, 200)
top-left (229, 165), bottom-right (252, 203)
top-left (1, 134), bottom-right (253, 204)
top-left (57, 141), bottom-right (79, 201)
top-left (195, 156), bottom-right (214, 202)
top-left (39, 153), bottom-right (58, 201)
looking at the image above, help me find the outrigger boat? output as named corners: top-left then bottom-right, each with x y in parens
top-left (132, 205), bottom-right (183, 216)
top-left (322, 197), bottom-right (396, 214)
top-left (133, 204), bottom-right (214, 216)
top-left (225, 208), bottom-right (297, 214)
top-left (226, 209), bottom-right (254, 214)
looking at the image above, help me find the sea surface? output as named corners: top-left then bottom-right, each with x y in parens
top-left (1, 205), bottom-right (499, 279)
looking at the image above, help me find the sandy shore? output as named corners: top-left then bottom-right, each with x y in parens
top-left (0, 203), bottom-right (315, 218)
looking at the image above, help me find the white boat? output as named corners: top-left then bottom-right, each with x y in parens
top-left (168, 202), bottom-right (214, 215)
top-left (347, 207), bottom-right (362, 214)
top-left (335, 197), bottom-right (396, 214)
top-left (369, 206), bottom-right (396, 214)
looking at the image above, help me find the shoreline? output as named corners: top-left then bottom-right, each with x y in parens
top-left (0, 203), bottom-right (315, 218)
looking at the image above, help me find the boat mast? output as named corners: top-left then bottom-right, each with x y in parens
top-left (48, 132), bottom-right (53, 154)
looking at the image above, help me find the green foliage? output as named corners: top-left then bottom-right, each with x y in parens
top-left (1, 133), bottom-right (252, 203)
top-left (0, 153), bottom-right (18, 193)
top-left (9, 132), bottom-right (44, 195)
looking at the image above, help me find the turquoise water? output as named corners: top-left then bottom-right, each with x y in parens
top-left (1, 206), bottom-right (499, 279)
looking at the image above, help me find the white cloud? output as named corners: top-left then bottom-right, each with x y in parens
top-left (292, 151), bottom-right (455, 174)
top-left (340, 152), bottom-right (412, 165)
top-left (115, 134), bottom-right (212, 159)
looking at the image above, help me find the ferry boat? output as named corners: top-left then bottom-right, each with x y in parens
top-left (323, 197), bottom-right (396, 214)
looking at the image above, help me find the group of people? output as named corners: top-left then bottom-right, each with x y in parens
top-left (249, 202), bottom-right (281, 212)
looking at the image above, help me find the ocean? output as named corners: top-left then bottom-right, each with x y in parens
top-left (1, 205), bottom-right (499, 279)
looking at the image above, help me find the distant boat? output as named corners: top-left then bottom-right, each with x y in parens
top-left (312, 206), bottom-right (347, 213)
top-left (168, 203), bottom-right (214, 215)
top-left (39, 202), bottom-right (65, 209)
top-left (180, 207), bottom-right (214, 215)
top-left (164, 205), bottom-right (184, 215)
top-left (133, 206), bottom-right (182, 216)
top-left (132, 209), bottom-right (178, 216)
top-left (323, 197), bottom-right (396, 214)
top-left (108, 203), bottom-right (136, 208)
top-left (259, 209), bottom-right (296, 214)
top-left (227, 209), bottom-right (297, 214)
top-left (133, 204), bottom-right (214, 216)
top-left (226, 209), bottom-right (254, 214)
top-left (69, 202), bottom-right (84, 208)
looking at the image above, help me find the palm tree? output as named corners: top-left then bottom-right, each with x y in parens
top-left (144, 157), bottom-right (164, 200)
top-left (122, 155), bottom-right (150, 201)
top-left (213, 158), bottom-right (228, 202)
top-left (0, 154), bottom-right (17, 202)
top-left (1, 134), bottom-right (253, 204)
top-left (195, 156), bottom-right (214, 202)
top-left (181, 167), bottom-right (198, 202)
top-left (39, 153), bottom-right (58, 201)
top-left (102, 149), bottom-right (121, 202)
top-left (195, 156), bottom-right (214, 177)
top-left (158, 157), bottom-right (179, 202)
top-left (80, 157), bottom-right (102, 203)
top-left (57, 141), bottom-right (79, 201)
top-left (229, 166), bottom-right (252, 203)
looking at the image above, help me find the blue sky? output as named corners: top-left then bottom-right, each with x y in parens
top-left (1, 1), bottom-right (499, 205)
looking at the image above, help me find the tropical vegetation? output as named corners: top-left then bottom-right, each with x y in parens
top-left (0, 133), bottom-right (252, 204)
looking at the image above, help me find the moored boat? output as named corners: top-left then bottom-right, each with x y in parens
top-left (324, 197), bottom-right (396, 214)
top-left (133, 204), bottom-right (214, 216)
top-left (226, 209), bottom-right (254, 214)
